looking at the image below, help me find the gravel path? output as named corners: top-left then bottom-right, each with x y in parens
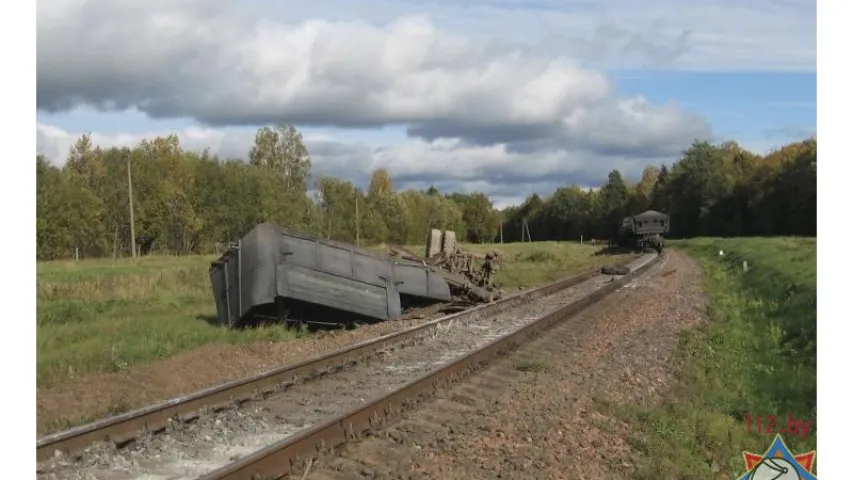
top-left (294, 250), bottom-right (706, 480)
top-left (38, 254), bottom-right (656, 480)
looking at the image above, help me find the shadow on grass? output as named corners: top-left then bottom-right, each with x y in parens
top-left (196, 314), bottom-right (220, 326)
top-left (593, 245), bottom-right (636, 256)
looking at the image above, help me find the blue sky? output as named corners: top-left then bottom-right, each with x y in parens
top-left (612, 71), bottom-right (816, 152)
top-left (35, 0), bottom-right (816, 207)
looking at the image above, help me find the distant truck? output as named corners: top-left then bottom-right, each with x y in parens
top-left (614, 210), bottom-right (670, 253)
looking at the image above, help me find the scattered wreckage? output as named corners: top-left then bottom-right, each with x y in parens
top-left (209, 223), bottom-right (503, 329)
top-left (388, 229), bottom-right (502, 305)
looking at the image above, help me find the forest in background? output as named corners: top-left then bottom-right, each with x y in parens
top-left (36, 123), bottom-right (817, 260)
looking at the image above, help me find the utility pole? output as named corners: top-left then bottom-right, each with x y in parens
top-left (521, 218), bottom-right (531, 242)
top-left (127, 153), bottom-right (137, 258)
top-left (355, 191), bottom-right (360, 247)
top-left (499, 217), bottom-right (503, 244)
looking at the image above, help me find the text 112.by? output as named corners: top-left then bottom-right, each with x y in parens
top-left (745, 414), bottom-right (813, 439)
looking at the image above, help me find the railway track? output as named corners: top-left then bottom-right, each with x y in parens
top-left (37, 252), bottom-right (658, 480)
top-left (293, 253), bottom-right (673, 479)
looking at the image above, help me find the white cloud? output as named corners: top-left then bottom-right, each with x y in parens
top-left (38, 3), bottom-right (607, 125)
top-left (36, 122), bottom-right (670, 208)
top-left (35, 0), bottom-right (813, 207)
top-left (37, 0), bottom-right (712, 159)
top-left (250, 0), bottom-right (816, 72)
top-left (36, 123), bottom-right (259, 164)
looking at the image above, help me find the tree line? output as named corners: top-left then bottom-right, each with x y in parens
top-left (36, 123), bottom-right (816, 260)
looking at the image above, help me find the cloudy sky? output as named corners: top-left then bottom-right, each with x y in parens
top-left (35, 0), bottom-right (816, 207)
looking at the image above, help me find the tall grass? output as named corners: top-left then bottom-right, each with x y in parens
top-left (608, 237), bottom-right (817, 478)
top-left (36, 255), bottom-right (310, 388)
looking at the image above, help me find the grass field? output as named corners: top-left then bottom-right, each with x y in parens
top-left (603, 237), bottom-right (817, 478)
top-left (37, 241), bottom-right (634, 389)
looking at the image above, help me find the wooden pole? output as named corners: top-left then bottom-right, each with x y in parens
top-left (127, 153), bottom-right (137, 258)
top-left (355, 191), bottom-right (360, 247)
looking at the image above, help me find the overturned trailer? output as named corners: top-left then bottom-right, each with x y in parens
top-left (209, 223), bottom-right (454, 328)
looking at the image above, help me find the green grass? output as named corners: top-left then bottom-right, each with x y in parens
top-left (37, 241), bottom-right (635, 388)
top-left (603, 237), bottom-right (817, 479)
top-left (36, 255), bottom-right (312, 389)
top-left (514, 359), bottom-right (550, 373)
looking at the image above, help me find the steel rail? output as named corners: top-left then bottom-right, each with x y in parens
top-left (198, 252), bottom-right (664, 480)
top-left (37, 258), bottom-right (632, 463)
